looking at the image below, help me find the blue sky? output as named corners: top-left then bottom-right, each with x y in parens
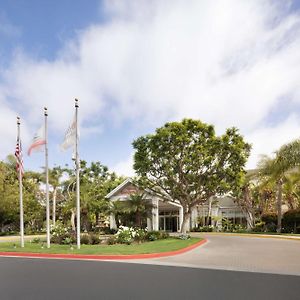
top-left (0, 0), bottom-right (300, 176)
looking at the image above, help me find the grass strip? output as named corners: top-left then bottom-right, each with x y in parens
top-left (0, 238), bottom-right (202, 255)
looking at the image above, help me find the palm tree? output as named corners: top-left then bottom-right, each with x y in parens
top-left (258, 156), bottom-right (287, 233)
top-left (283, 171), bottom-right (300, 210)
top-left (258, 139), bottom-right (300, 232)
top-left (49, 166), bottom-right (64, 226)
top-left (126, 193), bottom-right (154, 228)
top-left (108, 200), bottom-right (128, 228)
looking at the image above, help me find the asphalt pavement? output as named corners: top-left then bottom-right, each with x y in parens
top-left (0, 257), bottom-right (299, 300)
top-left (123, 234), bottom-right (300, 276)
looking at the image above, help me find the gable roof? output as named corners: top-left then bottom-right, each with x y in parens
top-left (105, 178), bottom-right (134, 199)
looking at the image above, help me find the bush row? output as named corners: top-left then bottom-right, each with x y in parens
top-left (107, 227), bottom-right (169, 245)
top-left (50, 222), bottom-right (170, 245)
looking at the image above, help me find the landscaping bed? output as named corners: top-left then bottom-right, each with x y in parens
top-left (0, 237), bottom-right (202, 255)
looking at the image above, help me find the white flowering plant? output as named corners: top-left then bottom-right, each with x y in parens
top-left (115, 226), bottom-right (147, 244)
top-left (50, 221), bottom-right (75, 245)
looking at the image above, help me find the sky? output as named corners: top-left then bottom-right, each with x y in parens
top-left (0, 0), bottom-right (300, 176)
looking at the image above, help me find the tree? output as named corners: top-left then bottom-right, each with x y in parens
top-left (0, 157), bottom-right (45, 233)
top-left (60, 161), bottom-right (124, 231)
top-left (283, 171), bottom-right (300, 210)
top-left (258, 139), bottom-right (300, 232)
top-left (48, 166), bottom-right (64, 225)
top-left (234, 181), bottom-right (256, 229)
top-left (233, 169), bottom-right (276, 229)
top-left (0, 160), bottom-right (19, 231)
top-left (258, 156), bottom-right (285, 233)
top-left (126, 193), bottom-right (154, 227)
top-left (108, 200), bottom-right (128, 228)
top-left (133, 119), bottom-right (251, 233)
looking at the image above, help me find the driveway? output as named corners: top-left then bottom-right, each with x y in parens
top-left (123, 234), bottom-right (300, 276)
top-left (1, 257), bottom-right (299, 300)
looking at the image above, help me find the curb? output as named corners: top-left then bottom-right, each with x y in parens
top-left (191, 232), bottom-right (300, 241)
top-left (0, 239), bottom-right (207, 261)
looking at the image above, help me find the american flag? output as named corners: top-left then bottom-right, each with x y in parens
top-left (15, 138), bottom-right (24, 176)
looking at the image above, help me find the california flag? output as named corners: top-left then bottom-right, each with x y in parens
top-left (27, 125), bottom-right (46, 156)
top-left (60, 114), bottom-right (77, 151)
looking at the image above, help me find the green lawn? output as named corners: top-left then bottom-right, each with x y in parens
top-left (0, 238), bottom-right (202, 255)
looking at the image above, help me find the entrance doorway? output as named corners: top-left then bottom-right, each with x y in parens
top-left (159, 214), bottom-right (179, 232)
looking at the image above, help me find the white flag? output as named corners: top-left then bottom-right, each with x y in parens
top-left (27, 125), bottom-right (46, 156)
top-left (60, 114), bottom-right (77, 151)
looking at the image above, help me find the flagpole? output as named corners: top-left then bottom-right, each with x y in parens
top-left (44, 107), bottom-right (50, 248)
top-left (17, 117), bottom-right (24, 248)
top-left (75, 99), bottom-right (80, 249)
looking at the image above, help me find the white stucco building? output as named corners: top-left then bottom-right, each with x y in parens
top-left (106, 178), bottom-right (249, 232)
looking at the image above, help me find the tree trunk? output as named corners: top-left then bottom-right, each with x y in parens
top-left (277, 179), bottom-right (283, 233)
top-left (71, 208), bottom-right (76, 231)
top-left (241, 185), bottom-right (255, 230)
top-left (206, 197), bottom-right (212, 226)
top-left (52, 187), bottom-right (57, 226)
top-left (181, 209), bottom-right (190, 234)
top-left (136, 212), bottom-right (141, 228)
top-left (246, 210), bottom-right (255, 230)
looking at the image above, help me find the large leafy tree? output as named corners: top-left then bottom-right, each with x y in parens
top-left (61, 161), bottom-right (124, 231)
top-left (133, 119), bottom-right (251, 233)
top-left (0, 160), bottom-right (19, 230)
top-left (0, 157), bottom-right (44, 232)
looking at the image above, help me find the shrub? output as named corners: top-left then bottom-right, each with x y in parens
top-left (50, 221), bottom-right (75, 245)
top-left (265, 223), bottom-right (277, 233)
top-left (282, 209), bottom-right (300, 233)
top-left (102, 227), bottom-right (117, 235)
top-left (107, 236), bottom-right (117, 245)
top-left (62, 236), bottom-right (75, 245)
top-left (160, 232), bottom-right (170, 239)
top-left (177, 234), bottom-right (190, 240)
top-left (145, 231), bottom-right (161, 241)
top-left (252, 221), bottom-right (265, 232)
top-left (112, 227), bottom-right (167, 244)
top-left (32, 237), bottom-right (41, 244)
top-left (222, 218), bottom-right (233, 232)
top-left (114, 226), bottom-right (149, 244)
top-left (89, 233), bottom-right (100, 245)
top-left (134, 228), bottom-right (147, 242)
top-left (81, 234), bottom-right (90, 245)
top-left (261, 213), bottom-right (277, 224)
top-left (232, 224), bottom-right (247, 233)
top-left (191, 225), bottom-right (214, 232)
top-left (115, 226), bottom-right (135, 244)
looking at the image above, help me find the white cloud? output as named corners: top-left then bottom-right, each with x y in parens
top-left (112, 153), bottom-right (135, 177)
top-left (1, 0), bottom-right (300, 171)
top-left (246, 114), bottom-right (300, 169)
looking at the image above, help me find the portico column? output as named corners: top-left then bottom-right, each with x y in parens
top-left (110, 214), bottom-right (117, 229)
top-left (152, 198), bottom-right (159, 231)
top-left (147, 217), bottom-right (152, 230)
